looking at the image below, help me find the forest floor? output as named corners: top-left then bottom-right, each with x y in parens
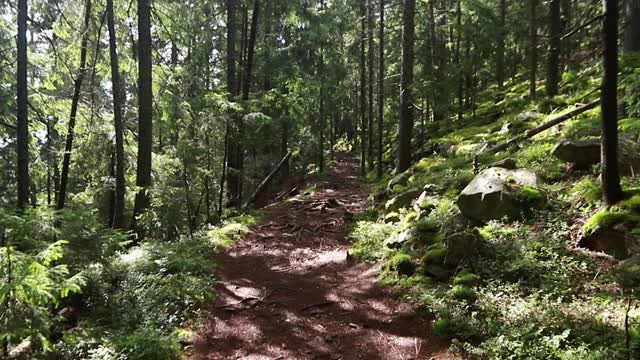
top-left (188, 155), bottom-right (455, 360)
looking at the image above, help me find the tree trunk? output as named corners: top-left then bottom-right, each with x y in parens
top-left (546, 0), bottom-right (561, 97)
top-left (359, 0), bottom-right (367, 175)
top-left (367, 0), bottom-right (375, 172)
top-left (131, 0), bottom-right (154, 236)
top-left (456, 0), bottom-right (463, 120)
top-left (224, 0), bottom-right (238, 209)
top-left (396, 0), bottom-right (415, 174)
top-left (496, 0), bottom-right (506, 89)
top-left (16, 0), bottom-right (30, 209)
top-left (601, 0), bottom-right (623, 206)
top-left (377, 0), bottom-right (385, 179)
top-left (624, 0), bottom-right (640, 52)
top-left (107, 0), bottom-right (126, 229)
top-left (57, 0), bottom-right (92, 211)
top-left (529, 0), bottom-right (538, 98)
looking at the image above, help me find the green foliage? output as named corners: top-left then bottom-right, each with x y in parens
top-left (420, 244), bottom-right (448, 266)
top-left (0, 213), bottom-right (85, 353)
top-left (452, 270), bottom-right (481, 286)
top-left (450, 285), bottom-right (477, 303)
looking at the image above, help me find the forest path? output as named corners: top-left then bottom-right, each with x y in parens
top-left (189, 155), bottom-right (455, 360)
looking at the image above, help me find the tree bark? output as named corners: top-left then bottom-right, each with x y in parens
top-left (57, 0), bottom-right (92, 211)
top-left (359, 0), bottom-right (367, 175)
top-left (16, 0), bottom-right (30, 209)
top-left (131, 0), bottom-right (154, 236)
top-left (377, 0), bottom-right (385, 179)
top-left (107, 0), bottom-right (126, 229)
top-left (529, 0), bottom-right (538, 98)
top-left (496, 0), bottom-right (506, 89)
top-left (546, 0), bottom-right (561, 97)
top-left (367, 0), bottom-right (375, 172)
top-left (396, 0), bottom-right (415, 174)
top-left (601, 0), bottom-right (623, 206)
top-left (624, 0), bottom-right (640, 52)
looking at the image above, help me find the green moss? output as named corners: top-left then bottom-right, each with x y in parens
top-left (452, 270), bottom-right (481, 286)
top-left (432, 317), bottom-right (455, 339)
top-left (388, 253), bottom-right (416, 277)
top-left (582, 207), bottom-right (636, 235)
top-left (421, 243), bottom-right (448, 265)
top-left (451, 285), bottom-right (478, 303)
top-left (623, 195), bottom-right (640, 213)
top-left (519, 185), bottom-right (545, 205)
top-left (537, 96), bottom-right (568, 114)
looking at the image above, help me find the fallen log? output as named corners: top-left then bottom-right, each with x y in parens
top-left (483, 98), bottom-right (600, 155)
top-left (242, 151), bottom-right (293, 209)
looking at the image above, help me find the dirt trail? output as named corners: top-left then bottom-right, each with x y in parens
top-left (190, 156), bottom-right (454, 360)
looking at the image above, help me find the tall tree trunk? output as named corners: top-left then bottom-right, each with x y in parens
top-left (131, 0), bottom-right (153, 236)
top-left (57, 0), bottom-right (92, 211)
top-left (396, 0), bottom-right (415, 174)
top-left (528, 0), bottom-right (538, 98)
top-left (107, 0), bottom-right (126, 229)
top-left (601, 0), bottom-right (623, 206)
top-left (456, 0), bottom-right (463, 120)
top-left (496, 0), bottom-right (506, 89)
top-left (16, 0), bottom-right (29, 209)
top-left (367, 0), bottom-right (375, 172)
top-left (224, 0), bottom-right (238, 208)
top-left (235, 0), bottom-right (260, 202)
top-left (377, 0), bottom-right (385, 179)
top-left (624, 0), bottom-right (640, 52)
top-left (428, 0), bottom-right (442, 121)
top-left (359, 0), bottom-right (367, 175)
top-left (546, 0), bottom-right (561, 97)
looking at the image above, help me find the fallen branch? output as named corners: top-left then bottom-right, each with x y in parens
top-left (483, 99), bottom-right (600, 155)
top-left (242, 151), bottom-right (292, 209)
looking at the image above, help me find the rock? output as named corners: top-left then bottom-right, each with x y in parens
top-left (516, 111), bottom-right (542, 122)
top-left (456, 167), bottom-right (539, 222)
top-left (578, 227), bottom-right (638, 260)
top-left (387, 172), bottom-right (410, 192)
top-left (437, 142), bottom-right (458, 158)
top-left (385, 228), bottom-right (418, 249)
top-left (440, 214), bottom-right (473, 236)
top-left (384, 212), bottom-right (401, 223)
top-left (616, 255), bottom-right (640, 287)
top-left (423, 184), bottom-right (438, 193)
top-left (552, 139), bottom-right (601, 169)
top-left (414, 191), bottom-right (436, 213)
top-left (489, 157), bottom-right (517, 170)
top-left (499, 123), bottom-right (514, 135)
top-left (422, 264), bottom-right (454, 281)
top-left (385, 188), bottom-right (422, 212)
top-left (552, 136), bottom-right (640, 175)
top-left (446, 231), bottom-right (478, 265)
top-left (373, 189), bottom-right (389, 203)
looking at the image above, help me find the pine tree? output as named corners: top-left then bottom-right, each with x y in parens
top-left (396, 0), bottom-right (415, 173)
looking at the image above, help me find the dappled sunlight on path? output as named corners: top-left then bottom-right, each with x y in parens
top-left (189, 156), bottom-right (455, 360)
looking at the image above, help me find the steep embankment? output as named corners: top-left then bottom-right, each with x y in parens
top-left (350, 65), bottom-right (640, 359)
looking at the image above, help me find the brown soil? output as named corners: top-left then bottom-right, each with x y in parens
top-left (189, 156), bottom-right (455, 360)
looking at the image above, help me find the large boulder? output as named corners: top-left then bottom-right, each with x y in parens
top-left (552, 139), bottom-right (601, 169)
top-left (387, 172), bottom-right (410, 192)
top-left (385, 188), bottom-right (422, 213)
top-left (457, 167), bottom-right (540, 222)
top-left (552, 137), bottom-right (640, 174)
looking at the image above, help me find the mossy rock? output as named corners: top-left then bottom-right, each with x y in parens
top-left (419, 244), bottom-right (454, 281)
top-left (385, 188), bottom-right (422, 213)
top-left (579, 201), bottom-right (640, 259)
top-left (450, 285), bottom-right (478, 303)
top-left (388, 253), bottom-right (416, 277)
top-left (616, 255), bottom-right (640, 288)
top-left (384, 212), bottom-right (401, 223)
top-left (446, 231), bottom-right (479, 266)
top-left (452, 270), bottom-right (481, 286)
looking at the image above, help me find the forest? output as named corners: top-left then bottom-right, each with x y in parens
top-left (2, 0), bottom-right (640, 358)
